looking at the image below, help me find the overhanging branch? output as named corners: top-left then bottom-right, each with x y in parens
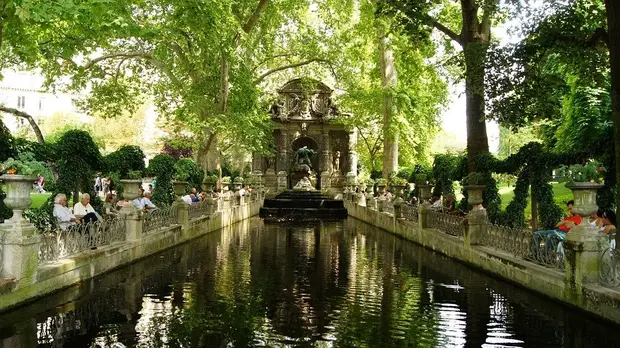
top-left (0, 106), bottom-right (45, 144)
top-left (429, 17), bottom-right (463, 45)
top-left (254, 58), bottom-right (336, 83)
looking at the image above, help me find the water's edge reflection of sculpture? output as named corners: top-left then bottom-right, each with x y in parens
top-left (295, 146), bottom-right (316, 169)
top-left (293, 176), bottom-right (315, 191)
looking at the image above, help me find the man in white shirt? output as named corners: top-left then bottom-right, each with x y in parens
top-left (133, 187), bottom-right (157, 211)
top-left (181, 194), bottom-right (195, 204)
top-left (238, 186), bottom-right (246, 197)
top-left (53, 193), bottom-right (77, 230)
top-left (74, 193), bottom-right (96, 216)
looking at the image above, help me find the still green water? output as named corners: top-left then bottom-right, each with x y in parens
top-left (1, 218), bottom-right (619, 347)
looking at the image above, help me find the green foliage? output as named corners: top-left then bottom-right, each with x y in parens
top-left (376, 178), bottom-right (388, 186)
top-left (108, 172), bottom-right (123, 199)
top-left (24, 201), bottom-right (56, 232)
top-left (390, 176), bottom-right (408, 186)
top-left (462, 172), bottom-right (485, 186)
top-left (147, 154), bottom-right (176, 206)
top-left (0, 119), bottom-right (15, 162)
top-left (204, 174), bottom-right (219, 185)
top-left (431, 154), bottom-right (465, 197)
top-left (53, 130), bottom-right (104, 199)
top-left (174, 158), bottom-right (204, 190)
top-left (1, 155), bottom-right (39, 176)
top-left (561, 161), bottom-right (604, 183)
top-left (104, 145), bottom-right (146, 178)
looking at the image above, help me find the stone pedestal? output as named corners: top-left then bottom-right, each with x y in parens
top-left (393, 197), bottom-right (405, 220)
top-left (465, 206), bottom-right (487, 248)
top-left (564, 224), bottom-right (608, 287)
top-left (206, 198), bottom-right (217, 216)
top-left (120, 204), bottom-right (143, 241)
top-left (173, 199), bottom-right (189, 230)
top-left (368, 197), bottom-right (377, 210)
top-left (277, 171), bottom-right (288, 192)
top-left (419, 203), bottom-right (430, 229)
top-left (0, 220), bottom-right (39, 287)
top-left (321, 171), bottom-right (331, 190)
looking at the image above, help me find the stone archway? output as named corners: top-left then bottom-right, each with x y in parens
top-left (291, 136), bottom-right (320, 171)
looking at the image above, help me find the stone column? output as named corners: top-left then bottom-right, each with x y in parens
top-left (564, 229), bottom-right (608, 287)
top-left (277, 171), bottom-right (288, 192)
top-left (173, 200), bottom-right (189, 230)
top-left (347, 129), bottom-right (358, 177)
top-left (418, 202), bottom-right (430, 229)
top-left (321, 130), bottom-right (331, 189)
top-left (120, 205), bottom-right (143, 241)
top-left (465, 206), bottom-right (487, 248)
top-left (251, 153), bottom-right (263, 175)
top-left (277, 130), bottom-right (289, 173)
top-left (0, 220), bottom-right (39, 288)
top-left (206, 197), bottom-right (217, 216)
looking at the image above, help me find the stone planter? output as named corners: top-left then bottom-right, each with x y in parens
top-left (172, 181), bottom-right (188, 197)
top-left (417, 184), bottom-right (432, 202)
top-left (464, 185), bottom-right (485, 206)
top-left (566, 182), bottom-right (604, 218)
top-left (377, 184), bottom-right (386, 196)
top-left (391, 185), bottom-right (406, 200)
top-left (203, 183), bottom-right (216, 196)
top-left (0, 174), bottom-right (37, 223)
top-left (120, 179), bottom-right (143, 200)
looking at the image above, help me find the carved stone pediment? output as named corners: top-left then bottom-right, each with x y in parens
top-left (269, 78), bottom-right (341, 122)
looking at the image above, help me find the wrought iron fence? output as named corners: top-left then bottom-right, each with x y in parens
top-left (143, 205), bottom-right (178, 234)
top-left (599, 232), bottom-right (619, 288)
top-left (39, 216), bottom-right (126, 264)
top-left (528, 230), bottom-right (565, 269)
top-left (427, 210), bottom-right (466, 237)
top-left (402, 203), bottom-right (419, 223)
top-left (483, 224), bottom-right (532, 259)
top-left (188, 200), bottom-right (209, 220)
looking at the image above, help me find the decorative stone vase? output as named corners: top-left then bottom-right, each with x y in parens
top-left (391, 185), bottom-right (406, 200)
top-left (464, 185), bottom-right (485, 206)
top-left (417, 184), bottom-right (432, 202)
top-left (566, 182), bottom-right (604, 218)
top-left (203, 183), bottom-right (215, 195)
top-left (0, 174), bottom-right (37, 222)
top-left (120, 179), bottom-right (143, 200)
top-left (377, 184), bottom-right (386, 196)
top-left (172, 181), bottom-right (188, 197)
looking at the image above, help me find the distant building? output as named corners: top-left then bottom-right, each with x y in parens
top-left (0, 70), bottom-right (92, 132)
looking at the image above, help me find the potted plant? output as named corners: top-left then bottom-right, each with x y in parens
top-left (233, 176), bottom-right (244, 192)
top-left (203, 174), bottom-right (218, 194)
top-left (463, 172), bottom-right (485, 206)
top-left (221, 176), bottom-right (232, 192)
top-left (415, 174), bottom-right (432, 201)
top-left (376, 178), bottom-right (388, 195)
top-left (390, 176), bottom-right (408, 199)
top-left (1, 157), bottom-right (38, 222)
top-left (120, 170), bottom-right (143, 200)
top-left (563, 162), bottom-right (604, 218)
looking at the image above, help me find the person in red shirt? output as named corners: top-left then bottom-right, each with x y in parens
top-left (531, 200), bottom-right (581, 258)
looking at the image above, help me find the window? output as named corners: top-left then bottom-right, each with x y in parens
top-left (17, 96), bottom-right (25, 109)
top-left (38, 98), bottom-right (44, 111)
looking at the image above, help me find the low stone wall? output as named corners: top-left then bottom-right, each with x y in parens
top-left (345, 200), bottom-right (620, 324)
top-left (0, 198), bottom-right (262, 312)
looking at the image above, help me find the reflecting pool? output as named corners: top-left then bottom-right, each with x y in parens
top-left (1, 218), bottom-right (619, 347)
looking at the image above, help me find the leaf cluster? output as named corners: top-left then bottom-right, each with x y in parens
top-left (104, 145), bottom-right (146, 178)
top-left (147, 154), bottom-right (176, 206)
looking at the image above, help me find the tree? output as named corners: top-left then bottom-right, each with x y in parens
top-left (382, 0), bottom-right (501, 172)
top-left (497, 125), bottom-right (540, 159)
top-left (605, 0), bottom-right (620, 232)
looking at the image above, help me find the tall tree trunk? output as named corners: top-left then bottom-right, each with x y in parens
top-left (463, 42), bottom-right (490, 172)
top-left (605, 0), bottom-right (620, 244)
top-left (460, 0), bottom-right (491, 172)
top-left (377, 20), bottom-right (399, 178)
top-left (0, 106), bottom-right (46, 145)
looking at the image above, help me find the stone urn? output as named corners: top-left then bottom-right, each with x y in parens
top-left (417, 184), bottom-right (433, 202)
top-left (391, 185), bottom-right (406, 200)
top-left (0, 174), bottom-right (37, 223)
top-left (120, 179), bottom-right (143, 200)
top-left (566, 182), bottom-right (604, 219)
top-left (464, 185), bottom-right (485, 206)
top-left (172, 181), bottom-right (188, 197)
top-left (376, 183), bottom-right (387, 196)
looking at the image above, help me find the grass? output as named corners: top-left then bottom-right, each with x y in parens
top-left (30, 193), bottom-right (52, 208)
top-left (498, 182), bottom-right (573, 220)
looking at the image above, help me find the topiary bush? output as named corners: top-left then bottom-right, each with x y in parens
top-left (174, 158), bottom-right (204, 190)
top-left (147, 154), bottom-right (175, 206)
top-left (105, 145), bottom-right (145, 178)
top-left (0, 119), bottom-right (15, 222)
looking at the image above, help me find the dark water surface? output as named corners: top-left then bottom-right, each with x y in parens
top-left (1, 218), bottom-right (619, 347)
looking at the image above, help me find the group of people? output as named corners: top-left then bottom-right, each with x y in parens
top-left (531, 200), bottom-right (617, 259)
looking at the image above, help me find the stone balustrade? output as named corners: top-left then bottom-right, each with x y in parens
top-left (0, 193), bottom-right (263, 312)
top-left (345, 198), bottom-right (620, 324)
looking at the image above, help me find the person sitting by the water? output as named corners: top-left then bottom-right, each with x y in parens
top-left (430, 195), bottom-right (443, 211)
top-left (531, 200), bottom-right (581, 257)
top-left (132, 187), bottom-right (157, 211)
top-left (102, 193), bottom-right (118, 217)
top-left (238, 185), bottom-right (246, 197)
top-left (53, 193), bottom-right (78, 230)
top-left (444, 194), bottom-right (456, 213)
top-left (384, 189), bottom-right (393, 201)
top-left (190, 188), bottom-right (200, 202)
top-left (601, 209), bottom-right (617, 249)
top-left (589, 209), bottom-right (605, 231)
top-left (73, 193), bottom-right (99, 223)
top-left (182, 194), bottom-right (195, 204)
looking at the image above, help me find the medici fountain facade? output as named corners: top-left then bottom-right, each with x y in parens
top-left (252, 79), bottom-right (358, 195)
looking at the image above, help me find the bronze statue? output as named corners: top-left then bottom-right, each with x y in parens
top-left (294, 146), bottom-right (316, 168)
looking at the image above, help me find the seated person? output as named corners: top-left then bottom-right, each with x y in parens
top-left (102, 193), bottom-right (118, 217)
top-left (74, 193), bottom-right (99, 223)
top-left (531, 200), bottom-right (581, 257)
top-left (444, 194), bottom-right (456, 213)
top-left (190, 188), bottom-right (200, 202)
top-left (53, 193), bottom-right (78, 230)
top-left (182, 194), bottom-right (195, 204)
top-left (430, 195), bottom-right (443, 211)
top-left (384, 189), bottom-right (393, 201)
top-left (132, 187), bottom-right (157, 211)
top-left (601, 209), bottom-right (617, 249)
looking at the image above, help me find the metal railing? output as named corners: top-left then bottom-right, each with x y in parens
top-left (528, 230), bottom-right (565, 269)
top-left (428, 210), bottom-right (466, 237)
top-left (402, 203), bottom-right (419, 223)
top-left (39, 217), bottom-right (126, 264)
top-left (188, 200), bottom-right (209, 220)
top-left (383, 201), bottom-right (394, 215)
top-left (483, 224), bottom-right (532, 259)
top-left (599, 231), bottom-right (619, 288)
top-left (143, 206), bottom-right (178, 234)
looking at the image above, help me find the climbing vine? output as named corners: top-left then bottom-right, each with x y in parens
top-left (147, 154), bottom-right (175, 206)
